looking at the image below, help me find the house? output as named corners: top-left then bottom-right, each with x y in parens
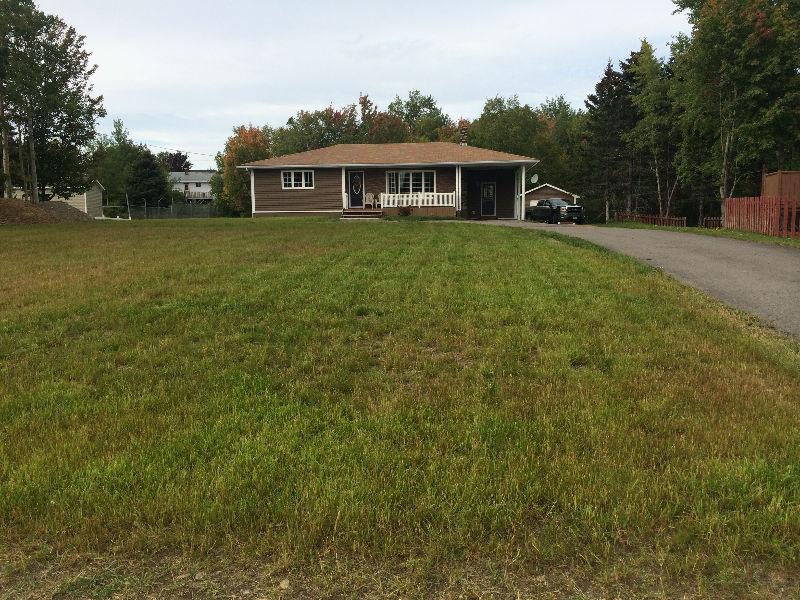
top-left (525, 184), bottom-right (580, 207)
top-left (239, 142), bottom-right (539, 219)
top-left (170, 170), bottom-right (215, 202)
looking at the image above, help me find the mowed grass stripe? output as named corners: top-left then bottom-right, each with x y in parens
top-left (0, 218), bottom-right (798, 579)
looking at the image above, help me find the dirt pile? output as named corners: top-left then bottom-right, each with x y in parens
top-left (0, 198), bottom-right (94, 224)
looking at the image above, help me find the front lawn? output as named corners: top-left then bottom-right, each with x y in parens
top-left (1, 218), bottom-right (799, 598)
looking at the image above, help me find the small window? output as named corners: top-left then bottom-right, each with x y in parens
top-left (386, 171), bottom-right (397, 194)
top-left (195, 182), bottom-right (202, 188)
top-left (398, 172), bottom-right (411, 194)
top-left (411, 172), bottom-right (423, 193)
top-left (281, 170), bottom-right (314, 189)
top-left (423, 172), bottom-right (434, 192)
top-left (184, 183), bottom-right (189, 191)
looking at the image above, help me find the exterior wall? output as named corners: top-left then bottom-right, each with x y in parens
top-left (382, 206), bottom-right (456, 217)
top-left (253, 168), bottom-right (342, 213)
top-left (85, 184), bottom-right (104, 217)
top-left (173, 181), bottom-right (213, 201)
top-left (57, 193), bottom-right (87, 213)
top-left (462, 168), bottom-right (517, 219)
top-left (252, 166), bottom-right (458, 215)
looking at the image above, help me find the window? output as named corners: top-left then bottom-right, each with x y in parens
top-left (195, 183), bottom-right (202, 188)
top-left (385, 170), bottom-right (435, 194)
top-left (281, 170), bottom-right (314, 189)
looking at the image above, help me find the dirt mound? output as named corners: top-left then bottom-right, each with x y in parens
top-left (0, 198), bottom-right (93, 224)
top-left (38, 201), bottom-right (94, 222)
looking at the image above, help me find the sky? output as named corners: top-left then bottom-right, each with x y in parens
top-left (39, 0), bottom-right (691, 169)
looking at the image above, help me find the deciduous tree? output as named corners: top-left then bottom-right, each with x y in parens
top-left (211, 125), bottom-right (270, 216)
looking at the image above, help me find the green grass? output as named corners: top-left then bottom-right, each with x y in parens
top-left (1, 218), bottom-right (799, 598)
top-left (606, 221), bottom-right (800, 249)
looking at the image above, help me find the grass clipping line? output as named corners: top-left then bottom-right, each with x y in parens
top-left (0, 218), bottom-right (799, 598)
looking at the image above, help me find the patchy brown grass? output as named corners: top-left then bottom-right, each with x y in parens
top-left (1, 218), bottom-right (799, 598)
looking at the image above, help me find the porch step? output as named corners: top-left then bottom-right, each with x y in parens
top-left (341, 209), bottom-right (383, 220)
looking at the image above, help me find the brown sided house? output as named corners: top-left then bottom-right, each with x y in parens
top-left (239, 142), bottom-right (539, 219)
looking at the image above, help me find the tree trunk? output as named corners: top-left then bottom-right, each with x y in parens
top-left (27, 118), bottom-right (39, 203)
top-left (17, 126), bottom-right (28, 201)
top-left (698, 192), bottom-right (704, 227)
top-left (0, 95), bottom-right (11, 199)
top-left (626, 161), bottom-right (632, 213)
top-left (604, 188), bottom-right (610, 223)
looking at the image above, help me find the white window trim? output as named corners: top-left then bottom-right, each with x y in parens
top-left (281, 170), bottom-right (315, 190)
top-left (385, 170), bottom-right (436, 194)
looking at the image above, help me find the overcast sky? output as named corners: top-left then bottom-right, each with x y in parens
top-left (39, 0), bottom-right (690, 169)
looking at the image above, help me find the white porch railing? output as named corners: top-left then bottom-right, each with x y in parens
top-left (380, 192), bottom-right (456, 208)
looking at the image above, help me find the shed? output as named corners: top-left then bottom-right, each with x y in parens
top-left (525, 183), bottom-right (580, 207)
top-left (55, 181), bottom-right (105, 217)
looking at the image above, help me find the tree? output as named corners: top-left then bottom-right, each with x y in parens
top-left (126, 150), bottom-right (169, 207)
top-left (0, 0), bottom-right (37, 198)
top-left (212, 125), bottom-right (270, 216)
top-left (271, 105), bottom-right (359, 156)
top-left (625, 40), bottom-right (680, 216)
top-left (537, 96), bottom-right (587, 192)
top-left (468, 95), bottom-right (567, 185)
top-left (387, 90), bottom-right (453, 141)
top-left (156, 151), bottom-right (192, 172)
top-left (365, 113), bottom-right (411, 144)
top-left (3, 3), bottom-right (104, 202)
top-left (582, 62), bottom-right (631, 222)
top-left (672, 0), bottom-right (800, 218)
top-left (88, 119), bottom-right (141, 206)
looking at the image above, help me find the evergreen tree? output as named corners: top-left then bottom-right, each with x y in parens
top-left (582, 62), bottom-right (631, 222)
top-left (126, 150), bottom-right (168, 207)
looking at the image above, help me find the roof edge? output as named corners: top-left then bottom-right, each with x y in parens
top-left (239, 159), bottom-right (540, 170)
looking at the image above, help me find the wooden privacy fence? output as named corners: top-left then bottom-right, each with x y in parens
top-left (725, 197), bottom-right (799, 238)
top-left (614, 212), bottom-right (687, 227)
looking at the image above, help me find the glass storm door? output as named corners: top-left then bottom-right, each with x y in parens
top-left (348, 171), bottom-right (365, 208)
top-left (481, 182), bottom-right (496, 216)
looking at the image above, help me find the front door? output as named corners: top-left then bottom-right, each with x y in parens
top-left (480, 182), bottom-right (496, 217)
top-left (348, 171), bottom-right (365, 208)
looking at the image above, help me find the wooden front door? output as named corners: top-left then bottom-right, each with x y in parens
top-left (348, 171), bottom-right (365, 208)
top-left (480, 182), bottom-right (496, 217)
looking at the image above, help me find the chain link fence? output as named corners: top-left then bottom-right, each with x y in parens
top-left (102, 203), bottom-right (221, 220)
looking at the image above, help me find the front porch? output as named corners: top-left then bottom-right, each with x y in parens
top-left (341, 164), bottom-right (529, 219)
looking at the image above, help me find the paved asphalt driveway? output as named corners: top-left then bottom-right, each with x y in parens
top-left (483, 221), bottom-right (800, 339)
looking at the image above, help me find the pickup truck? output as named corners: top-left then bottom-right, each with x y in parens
top-left (525, 198), bottom-right (586, 224)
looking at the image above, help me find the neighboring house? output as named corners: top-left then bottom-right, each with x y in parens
top-left (239, 142), bottom-right (539, 219)
top-left (170, 170), bottom-right (215, 202)
top-left (525, 184), bottom-right (580, 207)
top-left (11, 181), bottom-right (105, 217)
top-left (54, 181), bottom-right (105, 217)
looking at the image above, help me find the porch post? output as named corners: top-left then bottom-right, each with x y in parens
top-left (455, 165), bottom-right (462, 213)
top-left (250, 169), bottom-right (256, 216)
top-left (520, 165), bottom-right (526, 220)
top-left (341, 168), bottom-right (347, 209)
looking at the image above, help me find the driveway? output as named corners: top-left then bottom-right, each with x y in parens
top-left (484, 221), bottom-right (800, 339)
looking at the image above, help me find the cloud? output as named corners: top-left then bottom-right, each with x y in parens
top-left (37, 0), bottom-right (690, 169)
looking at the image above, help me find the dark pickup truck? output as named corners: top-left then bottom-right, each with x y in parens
top-left (525, 198), bottom-right (586, 224)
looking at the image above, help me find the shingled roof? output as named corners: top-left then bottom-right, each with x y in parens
top-left (241, 142), bottom-right (538, 168)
